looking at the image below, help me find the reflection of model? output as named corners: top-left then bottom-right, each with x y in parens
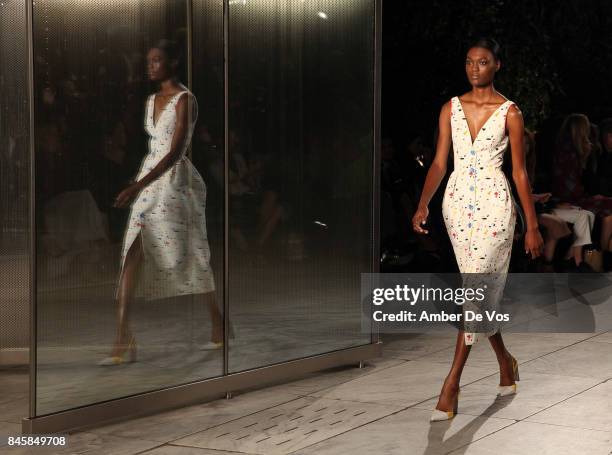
top-left (99, 40), bottom-right (223, 366)
top-left (412, 38), bottom-right (543, 421)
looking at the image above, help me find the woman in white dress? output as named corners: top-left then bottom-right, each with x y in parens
top-left (99, 40), bottom-right (223, 365)
top-left (412, 38), bottom-right (544, 420)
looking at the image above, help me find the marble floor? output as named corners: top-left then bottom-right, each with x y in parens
top-left (2, 331), bottom-right (612, 454)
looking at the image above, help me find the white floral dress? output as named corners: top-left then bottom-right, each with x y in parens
top-left (118, 89), bottom-right (215, 300)
top-left (442, 96), bottom-right (517, 345)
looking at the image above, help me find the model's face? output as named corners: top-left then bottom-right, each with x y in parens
top-left (465, 47), bottom-right (499, 87)
top-left (147, 48), bottom-right (174, 82)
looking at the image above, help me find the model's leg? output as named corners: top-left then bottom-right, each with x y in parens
top-left (203, 291), bottom-right (224, 343)
top-left (488, 332), bottom-right (515, 386)
top-left (435, 330), bottom-right (470, 412)
top-left (111, 234), bottom-right (143, 356)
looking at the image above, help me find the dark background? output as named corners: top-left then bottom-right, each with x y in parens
top-left (382, 0), bottom-right (612, 148)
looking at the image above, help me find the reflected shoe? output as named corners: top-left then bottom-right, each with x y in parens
top-left (497, 355), bottom-right (519, 396)
top-left (97, 337), bottom-right (137, 366)
top-left (430, 389), bottom-right (460, 422)
top-left (197, 341), bottom-right (223, 350)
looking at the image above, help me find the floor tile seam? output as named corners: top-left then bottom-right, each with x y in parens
top-left (522, 417), bottom-right (612, 434)
top-left (526, 333), bottom-right (608, 347)
top-left (145, 442), bottom-right (254, 454)
top-left (501, 418), bottom-right (612, 434)
top-left (583, 339), bottom-right (612, 346)
top-left (415, 334), bottom-right (605, 367)
top-left (293, 358), bottom-right (410, 395)
top-left (513, 378), bottom-right (611, 423)
top-left (444, 366), bottom-right (609, 383)
top-left (426, 379), bottom-right (611, 429)
top-left (157, 395), bottom-right (308, 446)
top-left (461, 336), bottom-right (612, 382)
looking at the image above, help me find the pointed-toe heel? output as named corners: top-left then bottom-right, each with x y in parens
top-left (198, 341), bottom-right (223, 351)
top-left (430, 389), bottom-right (460, 422)
top-left (430, 409), bottom-right (455, 422)
top-left (497, 383), bottom-right (517, 396)
top-left (97, 337), bottom-right (137, 366)
top-left (497, 356), bottom-right (519, 396)
top-left (513, 357), bottom-right (520, 381)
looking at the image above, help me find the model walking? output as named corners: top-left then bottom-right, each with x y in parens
top-left (99, 40), bottom-right (223, 366)
top-left (412, 38), bottom-right (543, 421)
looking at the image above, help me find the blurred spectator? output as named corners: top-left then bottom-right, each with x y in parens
top-left (523, 129), bottom-right (574, 271)
top-left (597, 118), bottom-right (612, 197)
top-left (552, 114), bottom-right (612, 262)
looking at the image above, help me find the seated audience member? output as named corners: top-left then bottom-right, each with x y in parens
top-left (553, 114), bottom-right (612, 268)
top-left (524, 129), bottom-right (590, 271)
top-left (597, 118), bottom-right (612, 197)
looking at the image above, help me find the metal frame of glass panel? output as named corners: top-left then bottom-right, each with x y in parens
top-left (20, 0), bottom-right (383, 434)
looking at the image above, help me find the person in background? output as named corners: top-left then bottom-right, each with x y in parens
top-left (553, 114), bottom-right (612, 266)
top-left (597, 118), bottom-right (612, 197)
top-left (523, 129), bottom-right (573, 271)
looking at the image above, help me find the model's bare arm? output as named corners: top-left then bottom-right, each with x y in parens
top-left (412, 101), bottom-right (452, 234)
top-left (507, 104), bottom-right (543, 258)
top-left (114, 93), bottom-right (192, 208)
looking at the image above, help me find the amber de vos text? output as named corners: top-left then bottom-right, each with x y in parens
top-left (371, 285), bottom-right (510, 323)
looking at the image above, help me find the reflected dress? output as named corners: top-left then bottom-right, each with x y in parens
top-left (442, 96), bottom-right (517, 345)
top-left (118, 89), bottom-right (215, 300)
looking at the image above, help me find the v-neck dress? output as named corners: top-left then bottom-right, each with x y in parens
top-left (442, 96), bottom-right (517, 345)
top-left (118, 89), bottom-right (215, 300)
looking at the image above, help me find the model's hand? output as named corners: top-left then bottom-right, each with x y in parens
top-left (524, 227), bottom-right (544, 259)
top-left (412, 205), bottom-right (429, 234)
top-left (113, 182), bottom-right (143, 209)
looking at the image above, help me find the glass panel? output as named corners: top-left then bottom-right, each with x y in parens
top-left (227, 0), bottom-right (375, 372)
top-left (33, 0), bottom-right (224, 416)
top-left (0, 0), bottom-right (30, 418)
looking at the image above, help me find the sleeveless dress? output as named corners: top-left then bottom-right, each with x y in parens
top-left (442, 96), bottom-right (517, 345)
top-left (117, 88), bottom-right (215, 300)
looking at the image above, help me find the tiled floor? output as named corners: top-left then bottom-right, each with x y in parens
top-left (2, 331), bottom-right (612, 454)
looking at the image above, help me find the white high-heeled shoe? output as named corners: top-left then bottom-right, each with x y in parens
top-left (97, 336), bottom-right (137, 366)
top-left (430, 389), bottom-right (460, 422)
top-left (497, 355), bottom-right (519, 396)
top-left (197, 341), bottom-right (223, 350)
